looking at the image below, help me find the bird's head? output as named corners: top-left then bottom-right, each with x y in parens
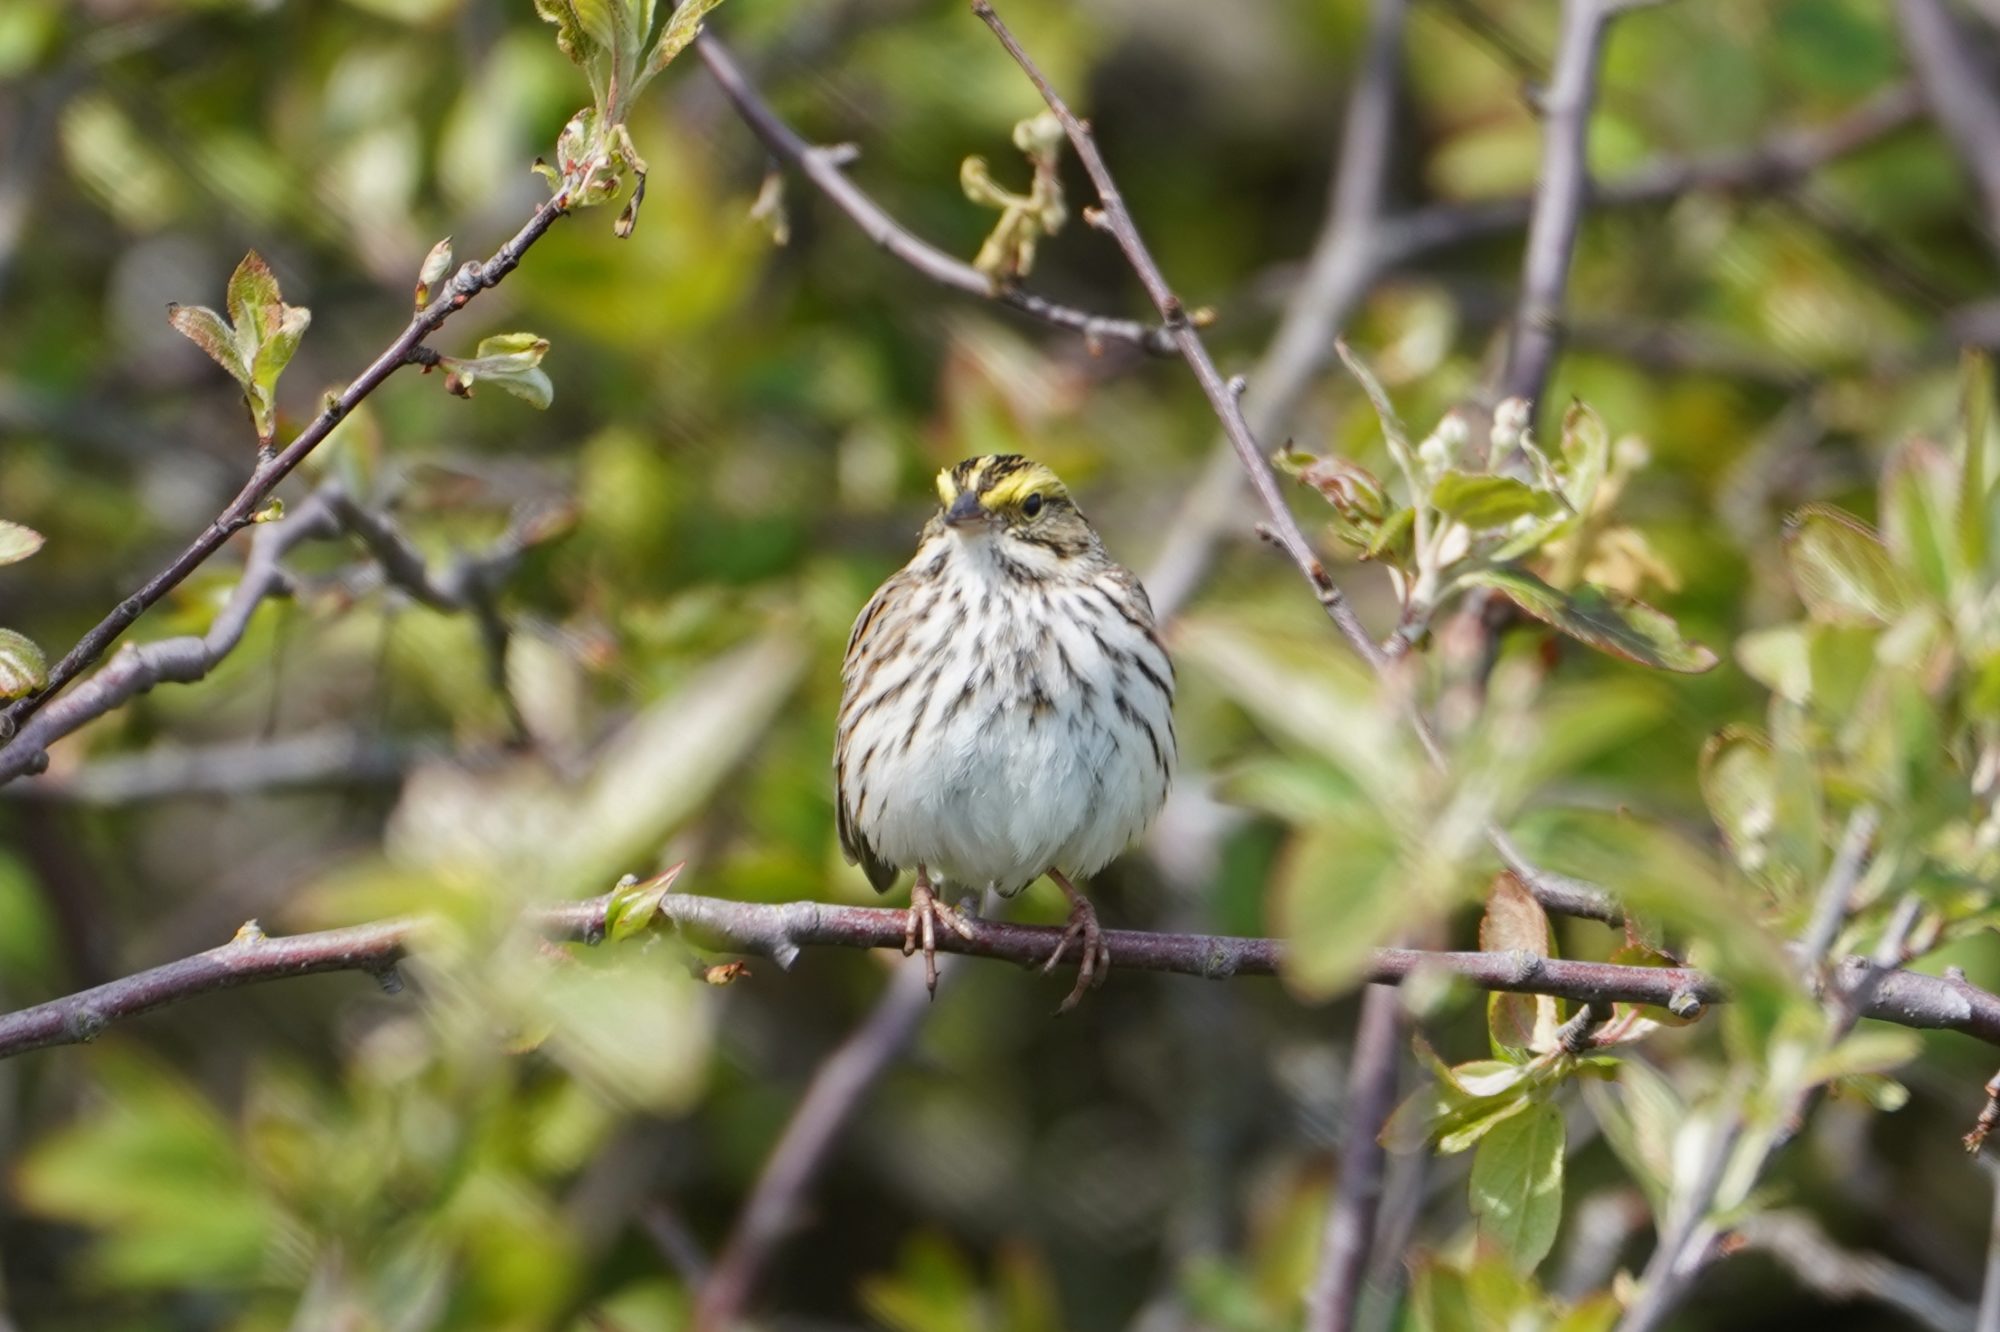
top-left (932, 454), bottom-right (1095, 560)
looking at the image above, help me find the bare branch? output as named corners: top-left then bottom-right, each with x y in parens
top-left (1389, 83), bottom-right (1923, 261)
top-left (1897, 0), bottom-right (2000, 244)
top-left (1305, 984), bottom-right (1405, 1332)
top-left (1146, 0), bottom-right (1407, 620)
top-left (6, 890), bottom-right (2000, 1061)
top-left (969, 0), bottom-right (1385, 670)
top-left (1736, 1210), bottom-right (1975, 1332)
top-left (1499, 0), bottom-right (1645, 411)
top-left (0, 495), bottom-right (342, 785)
top-left (3, 728), bottom-right (427, 804)
top-left (0, 190), bottom-right (571, 743)
top-left (693, 32), bottom-right (1177, 357)
top-left (0, 484), bottom-right (539, 786)
top-left (692, 962), bottom-right (944, 1330)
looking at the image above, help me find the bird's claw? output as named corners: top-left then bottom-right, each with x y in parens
top-left (1041, 896), bottom-right (1110, 1014)
top-left (903, 876), bottom-right (975, 997)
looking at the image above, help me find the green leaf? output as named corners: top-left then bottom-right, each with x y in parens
top-left (166, 303), bottom-right (246, 384)
top-left (644, 0), bottom-right (728, 79)
top-left (0, 519), bottom-right (43, 565)
top-left (1457, 565), bottom-right (1717, 672)
top-left (1469, 1099), bottom-right (1565, 1272)
top-left (1784, 505), bottom-right (1910, 625)
top-left (0, 627), bottom-right (46, 699)
top-left (1579, 1059), bottom-right (1681, 1217)
top-left (224, 251), bottom-right (281, 352)
top-left (415, 235), bottom-right (453, 307)
top-left (1556, 401), bottom-right (1611, 512)
top-left (1881, 437), bottom-right (1960, 604)
top-left (603, 862), bottom-right (685, 943)
top-left (1431, 471), bottom-right (1561, 529)
top-left (441, 333), bottom-right (555, 410)
top-left (1335, 340), bottom-right (1420, 488)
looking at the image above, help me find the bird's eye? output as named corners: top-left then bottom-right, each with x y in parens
top-left (1022, 494), bottom-right (1045, 519)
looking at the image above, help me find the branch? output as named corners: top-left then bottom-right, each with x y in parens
top-left (3, 728), bottom-right (428, 804)
top-left (1735, 1210), bottom-right (1975, 1332)
top-left (0, 484), bottom-right (537, 786)
top-left (1305, 984), bottom-right (1405, 1332)
top-left (1498, 0), bottom-right (1638, 411)
top-left (1145, 0), bottom-right (1407, 620)
top-left (692, 961), bottom-right (945, 1330)
top-left (969, 0), bottom-right (1385, 669)
top-left (1388, 82), bottom-right (1923, 261)
top-left (0, 494), bottom-right (342, 785)
top-left (693, 32), bottom-right (1177, 357)
top-left (1897, 0), bottom-right (2000, 245)
top-left (0, 190), bottom-right (570, 743)
top-left (6, 891), bottom-right (2000, 1060)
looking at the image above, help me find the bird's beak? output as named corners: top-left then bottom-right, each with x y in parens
top-left (943, 490), bottom-right (988, 528)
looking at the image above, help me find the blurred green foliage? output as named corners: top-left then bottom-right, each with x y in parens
top-left (2, 0), bottom-right (1999, 1328)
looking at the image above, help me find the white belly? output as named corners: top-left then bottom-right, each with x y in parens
top-left (841, 577), bottom-right (1173, 895)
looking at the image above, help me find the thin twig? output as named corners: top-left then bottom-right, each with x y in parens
top-left (1897, 0), bottom-right (2000, 244)
top-left (693, 33), bottom-right (1177, 356)
top-left (0, 485), bottom-right (544, 785)
top-left (1145, 0), bottom-right (1408, 619)
top-left (0, 190), bottom-right (571, 745)
top-left (0, 496), bottom-right (343, 785)
top-left (1980, 1158), bottom-right (2000, 1332)
top-left (1737, 1210), bottom-right (1975, 1332)
top-left (1796, 805), bottom-right (1881, 973)
top-left (1305, 984), bottom-right (1404, 1332)
top-left (6, 889), bottom-right (2000, 1061)
top-left (2, 728), bottom-right (429, 804)
top-left (692, 961), bottom-right (944, 1330)
top-left (1499, 0), bottom-right (1643, 410)
top-left (970, 0), bottom-right (1384, 671)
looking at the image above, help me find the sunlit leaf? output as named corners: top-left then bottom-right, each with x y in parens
top-left (1430, 471), bottom-right (1561, 529)
top-left (1881, 437), bottom-right (1960, 604)
top-left (1469, 1099), bottom-right (1565, 1271)
top-left (0, 627), bottom-right (46, 699)
top-left (1457, 565), bottom-right (1717, 673)
top-left (644, 0), bottom-right (729, 80)
top-left (166, 303), bottom-right (245, 383)
top-left (0, 519), bottom-right (43, 565)
top-left (1784, 505), bottom-right (1910, 625)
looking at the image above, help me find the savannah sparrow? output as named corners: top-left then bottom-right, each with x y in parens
top-left (835, 454), bottom-right (1176, 1011)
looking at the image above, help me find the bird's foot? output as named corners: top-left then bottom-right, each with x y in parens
top-left (1041, 876), bottom-right (1109, 1014)
top-left (904, 872), bottom-right (975, 997)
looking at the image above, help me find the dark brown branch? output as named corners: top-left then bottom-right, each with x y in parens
top-left (6, 891), bottom-right (2000, 1060)
top-left (1498, 0), bottom-right (1637, 411)
top-left (0, 190), bottom-right (570, 744)
top-left (1897, 0), bottom-right (2000, 245)
top-left (693, 32), bottom-right (1177, 357)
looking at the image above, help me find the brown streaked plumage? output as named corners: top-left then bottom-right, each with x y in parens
top-left (835, 454), bottom-right (1175, 1010)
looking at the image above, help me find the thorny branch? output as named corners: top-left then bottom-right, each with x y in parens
top-left (4, 889), bottom-right (2000, 1061)
top-left (0, 189), bottom-right (571, 748)
top-left (693, 32), bottom-right (1178, 356)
